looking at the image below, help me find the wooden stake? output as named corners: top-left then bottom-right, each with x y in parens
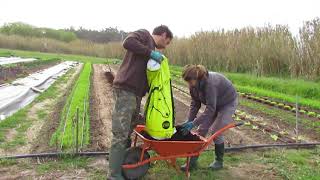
top-left (76, 107), bottom-right (79, 154)
top-left (295, 95), bottom-right (299, 142)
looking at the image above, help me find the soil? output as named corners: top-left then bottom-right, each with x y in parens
top-left (30, 64), bottom-right (83, 153)
top-left (239, 100), bottom-right (320, 142)
top-left (0, 60), bottom-right (59, 85)
top-left (89, 64), bottom-right (113, 151)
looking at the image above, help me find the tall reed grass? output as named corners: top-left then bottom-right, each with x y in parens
top-left (165, 18), bottom-right (320, 80)
top-left (1, 17), bottom-right (319, 79)
top-left (0, 34), bottom-right (124, 59)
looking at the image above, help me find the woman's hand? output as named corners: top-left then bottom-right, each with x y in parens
top-left (181, 121), bottom-right (194, 135)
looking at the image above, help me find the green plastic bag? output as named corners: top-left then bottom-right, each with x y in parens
top-left (144, 57), bottom-right (175, 139)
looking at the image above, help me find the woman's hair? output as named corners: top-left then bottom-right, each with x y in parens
top-left (182, 64), bottom-right (208, 81)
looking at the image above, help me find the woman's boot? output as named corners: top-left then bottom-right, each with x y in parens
top-left (209, 143), bottom-right (224, 170)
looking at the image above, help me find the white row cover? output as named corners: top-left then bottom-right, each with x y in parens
top-left (0, 61), bottom-right (79, 120)
top-left (0, 57), bottom-right (37, 65)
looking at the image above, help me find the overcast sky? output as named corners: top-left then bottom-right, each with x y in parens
top-left (1, 0), bottom-right (319, 37)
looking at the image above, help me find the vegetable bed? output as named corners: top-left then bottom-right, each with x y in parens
top-left (170, 65), bottom-right (320, 110)
top-left (50, 63), bottom-right (92, 149)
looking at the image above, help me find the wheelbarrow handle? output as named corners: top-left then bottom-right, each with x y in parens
top-left (199, 122), bottom-right (242, 152)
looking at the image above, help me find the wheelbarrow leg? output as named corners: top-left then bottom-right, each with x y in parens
top-left (133, 134), bottom-right (138, 147)
top-left (166, 158), bottom-right (182, 174)
top-left (185, 157), bottom-right (191, 179)
top-left (166, 158), bottom-right (190, 179)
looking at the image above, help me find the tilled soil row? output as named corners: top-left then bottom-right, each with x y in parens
top-left (89, 64), bottom-right (113, 151)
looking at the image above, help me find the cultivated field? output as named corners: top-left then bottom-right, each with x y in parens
top-left (0, 49), bottom-right (319, 179)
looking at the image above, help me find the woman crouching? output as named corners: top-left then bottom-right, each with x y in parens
top-left (180, 65), bottom-right (238, 171)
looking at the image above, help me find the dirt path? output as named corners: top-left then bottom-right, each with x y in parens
top-left (89, 64), bottom-right (113, 151)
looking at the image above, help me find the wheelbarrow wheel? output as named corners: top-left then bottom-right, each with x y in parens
top-left (122, 147), bottom-right (150, 180)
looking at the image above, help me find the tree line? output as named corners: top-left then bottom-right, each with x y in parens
top-left (0, 22), bottom-right (127, 43)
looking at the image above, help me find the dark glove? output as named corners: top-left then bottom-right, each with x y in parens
top-left (150, 50), bottom-right (164, 63)
top-left (181, 121), bottom-right (194, 135)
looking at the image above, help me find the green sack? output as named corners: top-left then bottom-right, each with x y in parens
top-left (144, 57), bottom-right (175, 139)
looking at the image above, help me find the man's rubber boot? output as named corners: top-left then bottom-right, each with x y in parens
top-left (126, 138), bottom-right (132, 149)
top-left (209, 143), bottom-right (224, 170)
top-left (107, 140), bottom-right (129, 180)
top-left (180, 156), bottom-right (199, 171)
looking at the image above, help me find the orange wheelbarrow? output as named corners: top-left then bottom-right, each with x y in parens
top-left (121, 122), bottom-right (243, 179)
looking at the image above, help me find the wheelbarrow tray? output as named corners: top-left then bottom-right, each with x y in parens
top-left (134, 125), bottom-right (207, 157)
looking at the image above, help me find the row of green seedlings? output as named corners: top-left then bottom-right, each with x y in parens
top-left (50, 63), bottom-right (92, 151)
top-left (233, 110), bottom-right (301, 142)
top-left (171, 83), bottom-right (299, 143)
top-left (171, 68), bottom-right (320, 117)
top-left (239, 92), bottom-right (320, 119)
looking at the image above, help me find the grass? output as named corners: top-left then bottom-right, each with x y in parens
top-left (0, 48), bottom-right (120, 64)
top-left (145, 148), bottom-right (320, 180)
top-left (259, 148), bottom-right (320, 180)
top-left (225, 73), bottom-right (320, 99)
top-left (35, 156), bottom-right (91, 174)
top-left (50, 63), bottom-right (92, 149)
top-left (235, 85), bottom-right (320, 110)
top-left (170, 65), bottom-right (320, 110)
top-left (0, 148), bottom-right (318, 179)
top-left (0, 65), bottom-right (75, 150)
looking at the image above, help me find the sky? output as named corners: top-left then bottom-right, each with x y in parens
top-left (1, 0), bottom-right (320, 37)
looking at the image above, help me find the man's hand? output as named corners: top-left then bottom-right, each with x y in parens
top-left (150, 50), bottom-right (164, 63)
top-left (181, 121), bottom-right (194, 135)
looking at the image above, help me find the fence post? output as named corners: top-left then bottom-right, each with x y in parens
top-left (76, 107), bottom-right (79, 154)
top-left (295, 95), bottom-right (299, 142)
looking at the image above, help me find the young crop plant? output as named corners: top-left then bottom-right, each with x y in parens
top-left (283, 105), bottom-right (292, 111)
top-left (279, 130), bottom-right (289, 135)
top-left (50, 63), bottom-right (92, 149)
top-left (307, 111), bottom-right (317, 117)
top-left (270, 134), bottom-right (279, 141)
top-left (299, 109), bottom-right (307, 114)
top-left (265, 100), bottom-right (272, 104)
top-left (244, 121), bottom-right (251, 126)
top-left (257, 98), bottom-right (264, 102)
top-left (270, 101), bottom-right (277, 106)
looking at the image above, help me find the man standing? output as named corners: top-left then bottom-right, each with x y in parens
top-left (108, 25), bottom-right (173, 180)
